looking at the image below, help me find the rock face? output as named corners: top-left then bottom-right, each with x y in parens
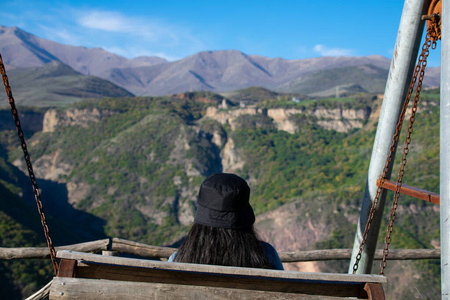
top-left (42, 110), bottom-right (58, 132)
top-left (312, 107), bottom-right (371, 132)
top-left (202, 104), bottom-right (371, 179)
top-left (205, 105), bottom-right (371, 134)
top-left (266, 109), bottom-right (302, 133)
top-left (43, 108), bottom-right (116, 132)
top-left (221, 137), bottom-right (245, 173)
top-left (255, 201), bottom-right (329, 272)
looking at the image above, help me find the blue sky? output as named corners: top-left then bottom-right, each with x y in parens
top-left (0, 0), bottom-right (441, 66)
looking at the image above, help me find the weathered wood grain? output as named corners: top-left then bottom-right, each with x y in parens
top-left (111, 238), bottom-right (177, 258)
top-left (279, 248), bottom-right (441, 262)
top-left (49, 277), bottom-right (346, 300)
top-left (0, 239), bottom-right (110, 259)
top-left (56, 250), bottom-right (387, 284)
top-left (50, 251), bottom-right (386, 299)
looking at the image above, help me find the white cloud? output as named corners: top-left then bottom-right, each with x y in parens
top-left (313, 44), bottom-right (354, 56)
top-left (78, 11), bottom-right (127, 32)
top-left (71, 9), bottom-right (204, 60)
top-left (0, 1), bottom-right (209, 61)
top-left (77, 10), bottom-right (183, 43)
top-left (37, 24), bottom-right (84, 46)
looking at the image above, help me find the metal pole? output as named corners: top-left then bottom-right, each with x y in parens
top-left (441, 0), bottom-right (450, 296)
top-left (349, 0), bottom-right (429, 274)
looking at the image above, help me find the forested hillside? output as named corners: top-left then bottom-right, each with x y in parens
top-left (0, 89), bottom-right (441, 299)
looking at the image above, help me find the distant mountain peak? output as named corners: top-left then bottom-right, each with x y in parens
top-left (0, 25), bottom-right (441, 97)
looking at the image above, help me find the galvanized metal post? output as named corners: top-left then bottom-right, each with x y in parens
top-left (441, 0), bottom-right (450, 296)
top-left (348, 0), bottom-right (429, 274)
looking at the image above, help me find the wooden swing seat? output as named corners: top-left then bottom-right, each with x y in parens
top-left (49, 250), bottom-right (386, 299)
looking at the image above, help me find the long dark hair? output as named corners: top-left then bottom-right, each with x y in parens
top-left (174, 223), bottom-right (274, 269)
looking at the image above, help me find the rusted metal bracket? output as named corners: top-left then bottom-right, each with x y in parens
top-left (422, 0), bottom-right (441, 41)
top-left (376, 179), bottom-right (440, 205)
top-left (57, 259), bottom-right (77, 278)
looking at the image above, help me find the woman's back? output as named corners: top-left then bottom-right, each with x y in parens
top-left (169, 173), bottom-right (283, 270)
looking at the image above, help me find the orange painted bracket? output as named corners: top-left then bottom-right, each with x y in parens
top-left (377, 179), bottom-right (440, 205)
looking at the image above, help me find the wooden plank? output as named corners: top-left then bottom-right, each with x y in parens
top-left (56, 250), bottom-right (387, 284)
top-left (281, 249), bottom-right (353, 262)
top-left (73, 263), bottom-right (367, 298)
top-left (279, 248), bottom-right (440, 262)
top-left (373, 248), bottom-right (440, 260)
top-left (111, 238), bottom-right (176, 258)
top-left (53, 251), bottom-right (389, 299)
top-left (49, 277), bottom-right (353, 300)
top-left (377, 179), bottom-right (440, 204)
top-left (0, 238), bottom-right (110, 260)
top-left (364, 283), bottom-right (385, 300)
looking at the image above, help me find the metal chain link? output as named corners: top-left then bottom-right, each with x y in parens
top-left (352, 33), bottom-right (436, 274)
top-left (379, 35), bottom-right (435, 275)
top-left (426, 12), bottom-right (441, 42)
top-left (0, 53), bottom-right (59, 275)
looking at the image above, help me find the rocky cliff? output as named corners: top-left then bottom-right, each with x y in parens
top-left (205, 105), bottom-right (371, 134)
top-left (42, 108), bottom-right (116, 133)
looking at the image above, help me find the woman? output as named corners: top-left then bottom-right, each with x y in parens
top-left (169, 173), bottom-right (283, 270)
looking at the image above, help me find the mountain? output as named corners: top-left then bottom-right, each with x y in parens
top-left (0, 25), bottom-right (441, 98)
top-left (118, 51), bottom-right (393, 96)
top-left (0, 61), bottom-right (134, 106)
top-left (278, 64), bottom-right (390, 97)
top-left (0, 26), bottom-right (166, 72)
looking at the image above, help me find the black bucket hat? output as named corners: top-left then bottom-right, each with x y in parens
top-left (194, 173), bottom-right (255, 229)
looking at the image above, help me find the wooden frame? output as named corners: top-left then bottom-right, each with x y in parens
top-left (49, 250), bottom-right (386, 299)
top-left (0, 237), bottom-right (440, 261)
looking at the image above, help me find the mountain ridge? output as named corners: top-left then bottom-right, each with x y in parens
top-left (1, 25), bottom-right (441, 98)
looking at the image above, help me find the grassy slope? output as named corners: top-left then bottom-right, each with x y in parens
top-left (0, 62), bottom-right (134, 107)
top-left (279, 64), bottom-right (388, 96)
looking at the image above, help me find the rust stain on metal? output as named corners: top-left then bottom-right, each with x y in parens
top-left (423, 0), bottom-right (442, 41)
top-left (392, 49), bottom-right (398, 71)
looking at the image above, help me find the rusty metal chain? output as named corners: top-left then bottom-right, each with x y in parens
top-left (427, 13), bottom-right (441, 41)
top-left (0, 53), bottom-right (59, 275)
top-left (352, 32), bottom-right (436, 274)
top-left (379, 34), bottom-right (436, 275)
top-left (423, 0), bottom-right (442, 42)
